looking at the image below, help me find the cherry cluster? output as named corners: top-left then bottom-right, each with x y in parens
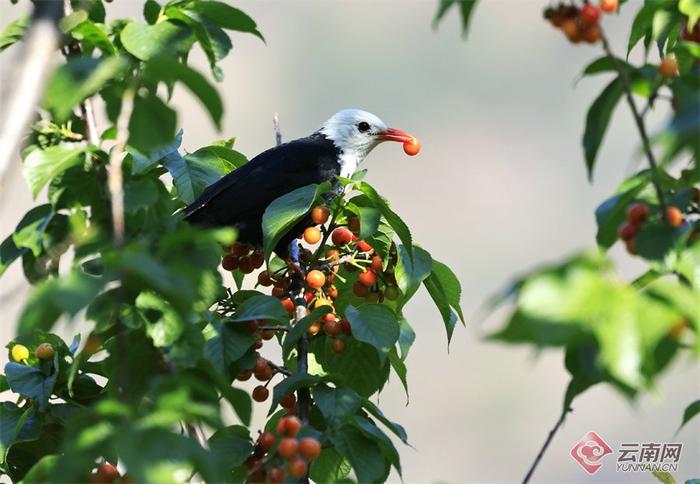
top-left (245, 415), bottom-right (321, 483)
top-left (236, 351), bottom-right (283, 402)
top-left (222, 242), bottom-right (265, 274)
top-left (544, 0), bottom-right (617, 44)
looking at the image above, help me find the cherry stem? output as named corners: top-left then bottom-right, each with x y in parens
top-left (600, 32), bottom-right (669, 223)
top-left (522, 405), bottom-right (573, 483)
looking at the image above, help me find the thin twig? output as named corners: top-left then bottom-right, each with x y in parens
top-left (600, 33), bottom-right (669, 223)
top-left (265, 358), bottom-right (291, 377)
top-left (273, 112), bottom-right (282, 147)
top-left (522, 406), bottom-right (573, 484)
top-left (259, 325), bottom-right (289, 332)
top-left (107, 89), bottom-right (134, 246)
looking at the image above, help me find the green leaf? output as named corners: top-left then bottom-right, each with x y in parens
top-left (60, 11), bottom-right (88, 33)
top-left (208, 425), bottom-right (253, 471)
top-left (329, 426), bottom-right (390, 483)
top-left (628, 2), bottom-right (664, 57)
top-left (22, 455), bottom-right (59, 484)
top-left (0, 16), bottom-right (28, 52)
top-left (144, 0), bottom-right (161, 24)
top-left (357, 181), bottom-right (413, 260)
top-left (144, 55), bottom-right (222, 128)
top-left (680, 0), bottom-right (700, 29)
top-left (232, 295), bottom-right (290, 324)
top-left (594, 172), bottom-right (652, 248)
top-left (350, 416), bottom-right (402, 475)
top-left (583, 77), bottom-right (624, 180)
top-left (22, 143), bottom-right (87, 198)
top-left (312, 384), bottom-right (361, 428)
top-left (310, 448), bottom-right (352, 484)
top-left (4, 361), bottom-right (58, 411)
top-left (204, 321), bottom-right (254, 375)
top-left (128, 93), bottom-right (177, 158)
top-left (9, 204), bottom-right (53, 258)
top-left (45, 56), bottom-right (127, 122)
top-left (424, 271), bottom-right (460, 345)
top-left (361, 398), bottom-right (408, 444)
top-left (677, 400), bottom-right (700, 434)
top-left (433, 0), bottom-right (479, 39)
top-left (388, 347), bottom-right (409, 401)
top-left (262, 183), bottom-right (329, 261)
top-left (282, 306), bottom-right (332, 358)
top-left (269, 372), bottom-right (319, 415)
top-left (0, 402), bottom-right (40, 462)
top-left (635, 222), bottom-right (691, 260)
top-left (651, 470), bottom-right (676, 484)
top-left (71, 20), bottom-right (116, 55)
top-left (189, 1), bottom-right (264, 41)
top-left (18, 269), bottom-right (103, 336)
top-left (430, 259), bottom-right (465, 323)
top-left (395, 245), bottom-right (432, 304)
top-left (344, 305), bottom-right (400, 363)
top-left (120, 20), bottom-right (194, 61)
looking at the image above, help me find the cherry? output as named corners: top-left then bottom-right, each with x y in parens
top-left (10, 344), bottom-right (29, 362)
top-left (626, 202), bottom-right (650, 224)
top-left (272, 286), bottom-right (285, 297)
top-left (258, 270), bottom-right (273, 286)
top-left (311, 205), bottom-right (330, 225)
top-left (306, 270), bottom-right (326, 289)
top-left (356, 240), bottom-right (373, 252)
top-left (332, 227), bottom-right (354, 246)
top-left (331, 338), bottom-right (346, 354)
top-left (222, 254), bottom-right (239, 271)
top-left (600, 0), bottom-right (618, 13)
top-left (617, 221), bottom-right (637, 241)
top-left (277, 437), bottom-right (299, 459)
top-left (254, 363), bottom-right (273, 381)
top-left (280, 393), bottom-right (297, 409)
top-left (250, 250), bottom-right (264, 269)
top-left (560, 19), bottom-right (582, 43)
top-left (339, 318), bottom-right (352, 336)
top-left (666, 207), bottom-right (683, 227)
top-left (370, 255), bottom-right (383, 271)
top-left (625, 238), bottom-right (637, 255)
top-left (238, 256), bottom-right (254, 274)
top-left (287, 457), bottom-right (308, 478)
top-left (403, 138), bottom-right (420, 156)
top-left (303, 227), bottom-right (322, 245)
top-left (579, 4), bottom-right (600, 25)
top-left (277, 415), bottom-right (302, 437)
top-left (281, 298), bottom-right (295, 314)
top-left (347, 216), bottom-right (361, 235)
top-left (681, 20), bottom-right (700, 42)
top-left (96, 463), bottom-right (120, 482)
top-left (582, 23), bottom-right (601, 43)
top-left (236, 369), bottom-right (253, 381)
top-left (305, 291), bottom-right (314, 303)
top-left (252, 385), bottom-right (269, 402)
top-left (384, 285), bottom-right (399, 301)
top-left (327, 285), bottom-right (338, 299)
top-left (299, 438), bottom-right (321, 460)
top-left (258, 431), bottom-right (276, 450)
top-left (267, 467), bottom-right (286, 483)
top-left (325, 248), bottom-right (340, 261)
top-left (261, 329), bottom-right (274, 340)
top-left (357, 269), bottom-right (378, 287)
top-left (254, 355), bottom-right (268, 372)
top-left (246, 320), bottom-right (260, 333)
top-left (35, 342), bottom-right (54, 360)
top-left (231, 242), bottom-right (249, 257)
top-left (308, 321), bottom-right (321, 335)
top-left (352, 281), bottom-right (370, 297)
top-left (659, 57), bottom-right (678, 78)
top-left (324, 319), bottom-right (342, 336)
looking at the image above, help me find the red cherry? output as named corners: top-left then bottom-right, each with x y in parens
top-left (666, 207), bottom-right (683, 227)
top-left (356, 240), bottom-right (373, 252)
top-left (617, 221), bottom-right (637, 241)
top-left (258, 431), bottom-right (276, 450)
top-left (277, 415), bottom-right (302, 437)
top-left (626, 202), bottom-right (650, 225)
top-left (403, 139), bottom-right (420, 156)
top-left (96, 463), bottom-right (120, 482)
top-left (332, 227), bottom-right (354, 246)
top-left (287, 457), bottom-right (308, 478)
top-left (277, 438), bottom-right (299, 459)
top-left (252, 385), bottom-right (270, 402)
top-left (331, 338), bottom-right (346, 354)
top-left (299, 438), bottom-right (321, 460)
top-left (579, 4), bottom-right (600, 25)
top-left (280, 393), bottom-right (297, 409)
top-left (357, 269), bottom-right (378, 287)
top-left (311, 205), bottom-right (330, 225)
top-left (600, 0), bottom-right (618, 13)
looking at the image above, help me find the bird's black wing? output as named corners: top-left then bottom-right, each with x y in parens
top-left (184, 133), bottom-right (340, 228)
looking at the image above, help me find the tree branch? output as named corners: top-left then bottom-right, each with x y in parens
top-left (600, 32), bottom-right (669, 223)
top-left (522, 406), bottom-right (573, 483)
top-left (107, 89), bottom-right (134, 246)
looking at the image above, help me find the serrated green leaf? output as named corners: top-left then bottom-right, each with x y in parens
top-left (204, 321), bottom-right (254, 375)
top-left (350, 416), bottom-right (402, 476)
top-left (208, 425), bottom-right (253, 471)
top-left (344, 305), bottom-right (399, 363)
top-left (189, 1), bottom-right (264, 41)
top-left (269, 372), bottom-right (319, 415)
top-left (120, 20), bottom-right (194, 61)
top-left (357, 181), bottom-right (413, 261)
top-left (232, 295), bottom-right (290, 324)
top-left (312, 384), bottom-right (361, 428)
top-left (310, 448), bottom-right (352, 484)
top-left (329, 426), bottom-right (390, 483)
top-left (282, 306), bottom-right (331, 358)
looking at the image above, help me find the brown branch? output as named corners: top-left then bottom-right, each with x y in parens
top-left (522, 406), bottom-right (572, 484)
top-left (600, 32), bottom-right (669, 223)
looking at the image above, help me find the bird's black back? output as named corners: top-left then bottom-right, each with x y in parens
top-left (184, 132), bottom-right (341, 254)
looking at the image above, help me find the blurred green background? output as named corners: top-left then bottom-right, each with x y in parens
top-left (0, 0), bottom-right (698, 482)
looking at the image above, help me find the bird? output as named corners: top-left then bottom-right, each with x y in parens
top-left (183, 109), bottom-right (418, 257)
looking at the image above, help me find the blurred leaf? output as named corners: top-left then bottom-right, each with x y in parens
top-left (144, 0), bottom-right (161, 24)
top-left (677, 400), bottom-right (700, 434)
top-left (262, 183), bottom-right (329, 261)
top-left (635, 222), bottom-right (691, 260)
top-left (594, 171), bottom-right (652, 248)
top-left (71, 20), bottom-right (116, 54)
top-left (128, 93), bottom-right (177, 158)
top-left (0, 402), bottom-right (40, 462)
top-left (329, 426), bottom-right (390, 483)
top-left (45, 57), bottom-right (126, 121)
top-left (310, 448), bottom-right (352, 484)
top-left (189, 1), bottom-right (264, 41)
top-left (120, 20), bottom-right (194, 61)
top-left (583, 77), bottom-right (624, 180)
top-left (204, 321), bottom-right (254, 375)
top-left (0, 16), bottom-right (27, 52)
top-left (18, 269), bottom-right (104, 336)
top-left (312, 384), bottom-right (361, 428)
top-left (60, 11), bottom-right (88, 33)
top-left (433, 0), bottom-right (479, 39)
top-left (22, 143), bottom-right (87, 198)
top-left (22, 454), bottom-right (59, 484)
top-left (232, 295), bottom-right (290, 324)
top-left (652, 470), bottom-right (676, 484)
top-left (9, 204), bottom-right (53, 258)
top-left (680, 0), bottom-right (700, 29)
top-left (145, 55), bottom-right (222, 128)
top-left (208, 425), bottom-right (253, 471)
top-left (628, 1), bottom-right (671, 58)
top-left (344, 305), bottom-right (400, 363)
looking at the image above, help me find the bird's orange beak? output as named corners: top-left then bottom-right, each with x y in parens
top-left (377, 128), bottom-right (416, 144)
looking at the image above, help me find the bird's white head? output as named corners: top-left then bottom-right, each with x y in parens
top-left (319, 109), bottom-right (417, 172)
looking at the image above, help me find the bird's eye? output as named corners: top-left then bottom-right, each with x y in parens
top-left (357, 121), bottom-right (371, 133)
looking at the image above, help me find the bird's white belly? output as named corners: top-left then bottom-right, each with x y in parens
top-left (338, 153), bottom-right (359, 179)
